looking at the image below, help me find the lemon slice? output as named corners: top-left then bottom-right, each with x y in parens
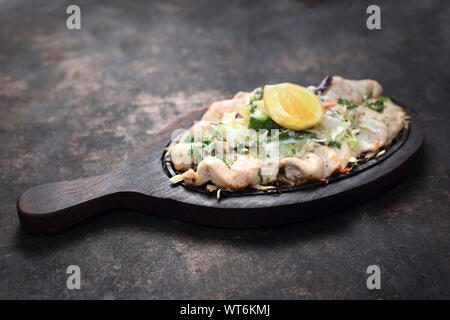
top-left (263, 82), bottom-right (324, 130)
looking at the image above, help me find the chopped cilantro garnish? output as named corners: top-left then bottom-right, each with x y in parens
top-left (249, 96), bottom-right (259, 104)
top-left (344, 136), bottom-right (358, 150)
top-left (365, 98), bottom-right (385, 113)
top-left (257, 168), bottom-right (263, 183)
top-left (338, 98), bottom-right (358, 110)
top-left (363, 94), bottom-right (388, 113)
top-left (328, 141), bottom-right (342, 149)
top-left (296, 130), bottom-right (318, 139)
top-left (279, 143), bottom-right (297, 157)
top-left (184, 136), bottom-right (194, 143)
top-left (337, 98), bottom-right (350, 105)
top-left (192, 144), bottom-right (204, 163)
top-left (276, 130), bottom-right (317, 142)
top-left (247, 89), bottom-right (262, 110)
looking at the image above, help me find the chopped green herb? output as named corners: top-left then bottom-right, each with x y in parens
top-left (365, 98), bottom-right (385, 113)
top-left (249, 96), bottom-right (259, 104)
top-left (328, 140), bottom-right (342, 149)
top-left (365, 92), bottom-right (373, 100)
top-left (248, 110), bottom-right (281, 130)
top-left (276, 131), bottom-right (291, 141)
top-left (258, 168), bottom-right (263, 183)
top-left (184, 136), bottom-right (194, 143)
top-left (251, 87), bottom-right (263, 101)
top-left (337, 98), bottom-right (350, 105)
top-left (204, 141), bottom-right (216, 155)
top-left (275, 130), bottom-right (317, 142)
top-left (279, 143), bottom-right (297, 157)
top-left (192, 144), bottom-right (203, 163)
top-left (338, 98), bottom-right (358, 110)
top-left (344, 136), bottom-right (358, 150)
top-left (296, 130), bottom-right (318, 139)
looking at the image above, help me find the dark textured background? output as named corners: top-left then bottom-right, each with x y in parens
top-left (0, 0), bottom-right (449, 299)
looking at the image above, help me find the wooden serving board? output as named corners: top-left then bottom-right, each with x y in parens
top-left (17, 103), bottom-right (424, 234)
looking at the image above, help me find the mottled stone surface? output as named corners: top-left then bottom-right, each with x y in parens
top-left (0, 0), bottom-right (449, 299)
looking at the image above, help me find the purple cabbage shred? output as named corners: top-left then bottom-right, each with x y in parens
top-left (235, 113), bottom-right (243, 119)
top-left (313, 75), bottom-right (333, 94)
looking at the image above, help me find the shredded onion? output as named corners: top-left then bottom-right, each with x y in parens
top-left (169, 174), bottom-right (183, 184)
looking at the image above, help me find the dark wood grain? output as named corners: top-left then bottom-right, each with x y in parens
top-left (17, 105), bottom-right (424, 234)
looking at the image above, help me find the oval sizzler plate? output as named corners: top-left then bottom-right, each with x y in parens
top-left (17, 101), bottom-right (424, 234)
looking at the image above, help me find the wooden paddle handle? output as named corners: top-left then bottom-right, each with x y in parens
top-left (16, 106), bottom-right (209, 234)
top-left (17, 172), bottom-right (133, 234)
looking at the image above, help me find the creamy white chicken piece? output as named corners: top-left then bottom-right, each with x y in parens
top-left (168, 76), bottom-right (406, 190)
top-left (323, 76), bottom-right (382, 104)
